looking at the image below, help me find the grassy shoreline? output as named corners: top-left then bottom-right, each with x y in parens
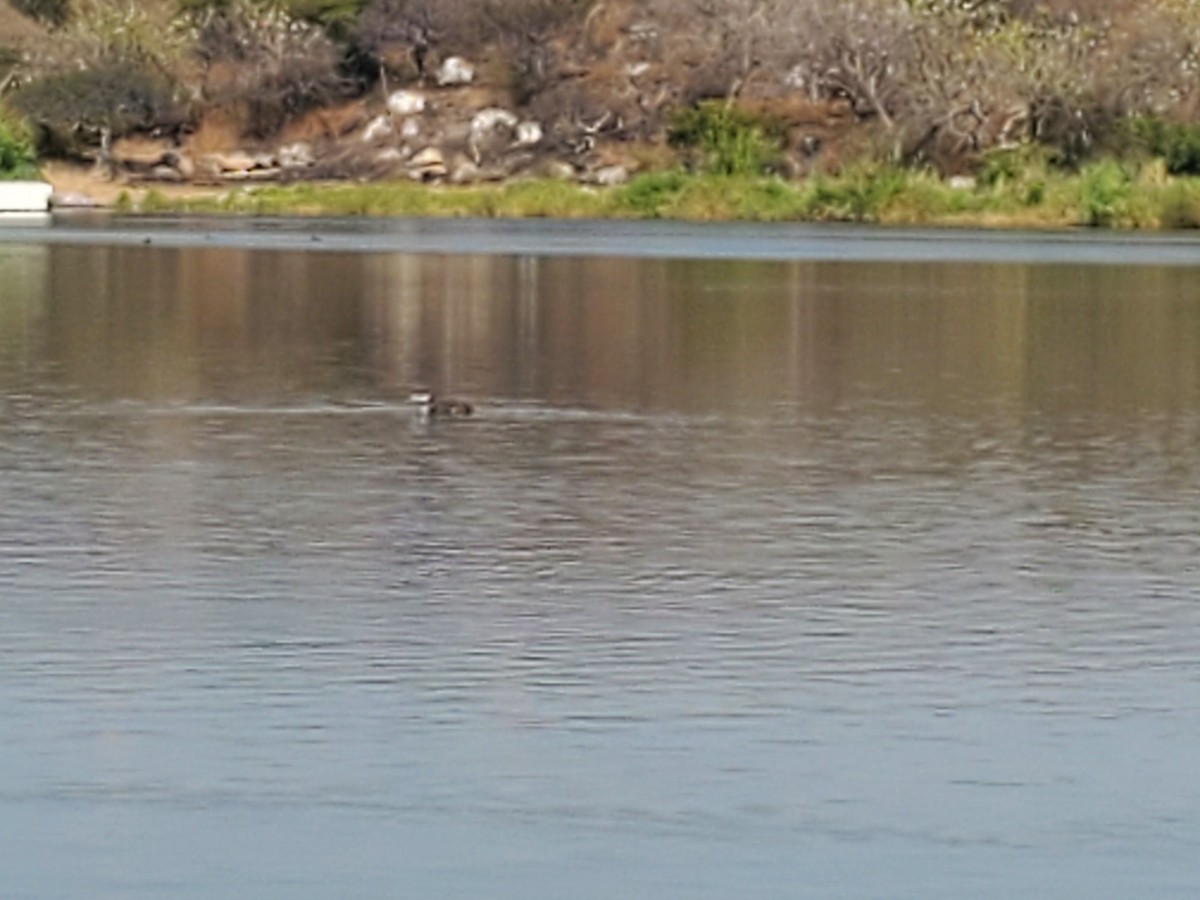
top-left (124, 159), bottom-right (1200, 231)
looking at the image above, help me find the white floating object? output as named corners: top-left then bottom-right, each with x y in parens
top-left (0, 181), bottom-right (54, 212)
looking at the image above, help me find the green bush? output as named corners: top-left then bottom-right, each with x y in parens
top-left (616, 171), bottom-right (688, 217)
top-left (1157, 185), bottom-right (1200, 229)
top-left (806, 162), bottom-right (911, 222)
top-left (0, 108), bottom-right (39, 180)
top-left (1078, 159), bottom-right (1132, 227)
top-left (11, 61), bottom-right (184, 145)
top-left (668, 102), bottom-right (785, 177)
top-left (1121, 117), bottom-right (1200, 176)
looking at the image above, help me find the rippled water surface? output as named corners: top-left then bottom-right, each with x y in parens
top-left (2, 227), bottom-right (1200, 899)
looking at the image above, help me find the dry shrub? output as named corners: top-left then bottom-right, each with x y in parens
top-left (195, 0), bottom-right (351, 138)
top-left (13, 0), bottom-right (198, 82)
top-left (479, 0), bottom-right (592, 103)
top-left (645, 0), bottom-right (1200, 171)
top-left (647, 0), bottom-right (803, 102)
top-left (350, 0), bottom-right (589, 93)
top-left (351, 0), bottom-right (485, 81)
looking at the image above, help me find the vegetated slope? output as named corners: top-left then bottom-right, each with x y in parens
top-left (4, 0), bottom-right (1200, 187)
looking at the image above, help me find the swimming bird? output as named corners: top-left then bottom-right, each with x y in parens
top-left (410, 390), bottom-right (474, 418)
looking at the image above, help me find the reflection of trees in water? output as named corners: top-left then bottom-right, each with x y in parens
top-left (0, 245), bottom-right (49, 369)
top-left (39, 245), bottom-right (370, 402)
top-left (24, 243), bottom-right (1200, 424)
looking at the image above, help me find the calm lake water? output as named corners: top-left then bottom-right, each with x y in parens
top-left (2, 221), bottom-right (1200, 899)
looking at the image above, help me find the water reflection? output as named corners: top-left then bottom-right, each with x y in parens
top-left (14, 244), bottom-right (1200, 424)
top-left (3, 238), bottom-right (1200, 900)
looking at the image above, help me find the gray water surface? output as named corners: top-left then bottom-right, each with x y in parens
top-left (8, 213), bottom-right (1200, 264)
top-left (2, 226), bottom-right (1199, 899)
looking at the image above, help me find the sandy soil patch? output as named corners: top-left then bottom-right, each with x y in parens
top-left (42, 162), bottom-right (230, 208)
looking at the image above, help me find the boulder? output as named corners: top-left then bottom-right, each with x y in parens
top-left (469, 108), bottom-right (519, 163)
top-left (387, 90), bottom-right (426, 116)
top-left (206, 151), bottom-right (256, 174)
top-left (538, 160), bottom-right (577, 181)
top-left (362, 115), bottom-right (392, 143)
top-left (51, 191), bottom-right (100, 209)
top-left (409, 146), bottom-right (447, 180)
top-left (436, 56), bottom-right (475, 87)
top-left (151, 164), bottom-right (184, 182)
top-left (449, 158), bottom-right (481, 184)
top-left (171, 151), bottom-right (196, 180)
top-left (514, 121), bottom-right (544, 147)
top-left (470, 108), bottom-right (519, 137)
top-left (279, 142), bottom-right (315, 169)
top-left (588, 164), bottom-right (629, 186)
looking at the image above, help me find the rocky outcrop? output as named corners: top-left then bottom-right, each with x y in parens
top-left (99, 23), bottom-right (857, 194)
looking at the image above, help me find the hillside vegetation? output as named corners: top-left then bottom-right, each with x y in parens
top-left (4, 0), bottom-right (1200, 209)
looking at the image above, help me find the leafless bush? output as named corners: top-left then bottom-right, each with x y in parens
top-left (1104, 0), bottom-right (1200, 120)
top-left (646, 0), bottom-right (802, 101)
top-left (350, 0), bottom-right (589, 93)
top-left (478, 0), bottom-right (592, 103)
top-left (351, 0), bottom-right (484, 81)
top-left (479, 0), bottom-right (592, 49)
top-left (15, 0), bottom-right (198, 82)
top-left (644, 0), bottom-right (1200, 169)
top-left (790, 0), bottom-right (919, 127)
top-left (195, 0), bottom-right (350, 138)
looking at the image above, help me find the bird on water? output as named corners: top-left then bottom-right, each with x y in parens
top-left (409, 390), bottom-right (474, 418)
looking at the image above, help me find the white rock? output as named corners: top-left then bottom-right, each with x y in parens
top-left (409, 146), bottom-right (447, 178)
top-left (784, 65), bottom-right (807, 90)
top-left (625, 62), bottom-right (651, 79)
top-left (278, 142), bottom-right (315, 169)
top-left (450, 159), bottom-right (481, 184)
top-left (470, 108), bottom-right (518, 138)
top-left (211, 151), bottom-right (255, 173)
top-left (387, 90), bottom-right (426, 116)
top-left (170, 152), bottom-right (195, 179)
top-left (151, 164), bottom-right (183, 182)
top-left (591, 165), bottom-right (629, 186)
top-left (400, 117), bottom-right (421, 140)
top-left (515, 120), bottom-right (543, 147)
top-left (51, 191), bottom-right (98, 209)
top-left (363, 115), bottom-right (392, 143)
top-left (948, 175), bottom-right (976, 190)
top-left (540, 160), bottom-right (576, 181)
top-left (436, 56), bottom-right (475, 86)
top-left (627, 21), bottom-right (658, 41)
